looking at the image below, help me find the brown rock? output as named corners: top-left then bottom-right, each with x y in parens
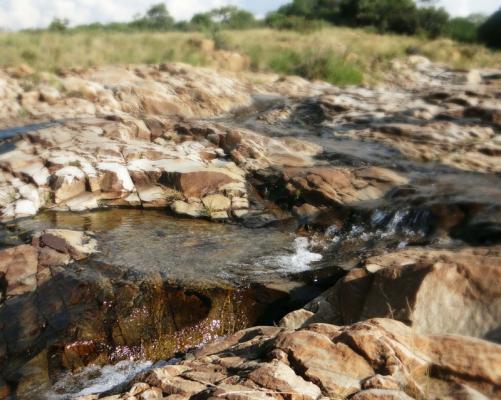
top-left (248, 360), bottom-right (322, 400)
top-left (36, 229), bottom-right (97, 261)
top-left (302, 247), bottom-right (501, 341)
top-left (175, 171), bottom-right (236, 198)
top-left (0, 245), bottom-right (38, 297)
top-left (351, 389), bottom-right (414, 400)
top-left (273, 329), bottom-right (374, 396)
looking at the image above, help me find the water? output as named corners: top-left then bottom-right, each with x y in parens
top-left (10, 208), bottom-right (323, 286)
top-left (2, 209), bottom-right (326, 400)
top-left (255, 237), bottom-right (323, 274)
top-left (49, 360), bottom-right (153, 399)
top-left (0, 120), bottom-right (63, 140)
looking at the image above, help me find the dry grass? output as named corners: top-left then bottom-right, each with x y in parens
top-left (0, 27), bottom-right (499, 85)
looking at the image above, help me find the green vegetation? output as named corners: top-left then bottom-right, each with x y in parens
top-left (478, 9), bottom-right (501, 49)
top-left (1, 2), bottom-right (500, 87)
top-left (14, 2), bottom-right (501, 49)
top-left (2, 27), bottom-right (500, 87)
top-left (268, 49), bottom-right (363, 85)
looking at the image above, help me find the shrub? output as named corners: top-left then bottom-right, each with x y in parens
top-left (417, 7), bottom-right (449, 38)
top-left (265, 13), bottom-right (326, 32)
top-left (48, 18), bottom-right (69, 32)
top-left (447, 17), bottom-right (478, 43)
top-left (268, 49), bottom-right (363, 86)
top-left (478, 9), bottom-right (501, 49)
top-left (130, 3), bottom-right (174, 31)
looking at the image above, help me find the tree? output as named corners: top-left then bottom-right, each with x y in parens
top-left (191, 12), bottom-right (215, 30)
top-left (349, 0), bottom-right (419, 35)
top-left (132, 3), bottom-right (174, 30)
top-left (48, 18), bottom-right (69, 32)
top-left (417, 6), bottom-right (449, 38)
top-left (190, 6), bottom-right (257, 30)
top-left (447, 17), bottom-right (478, 43)
top-left (210, 6), bottom-right (257, 29)
top-left (478, 8), bottom-right (501, 49)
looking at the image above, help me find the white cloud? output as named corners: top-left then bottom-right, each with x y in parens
top-left (440, 0), bottom-right (499, 16)
top-left (0, 0), bottom-right (244, 30)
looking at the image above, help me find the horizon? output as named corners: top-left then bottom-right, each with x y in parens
top-left (0, 0), bottom-right (499, 31)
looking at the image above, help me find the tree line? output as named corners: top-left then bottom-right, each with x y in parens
top-left (44, 1), bottom-right (501, 49)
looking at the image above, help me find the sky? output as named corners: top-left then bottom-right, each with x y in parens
top-left (0, 0), bottom-right (499, 31)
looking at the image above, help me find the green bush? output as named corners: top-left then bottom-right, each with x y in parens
top-left (478, 9), bottom-right (501, 49)
top-left (48, 18), bottom-right (69, 32)
top-left (130, 3), bottom-right (174, 30)
top-left (447, 17), bottom-right (478, 43)
top-left (417, 7), bottom-right (449, 38)
top-left (352, 0), bottom-right (419, 35)
top-left (191, 6), bottom-right (259, 31)
top-left (270, 0), bottom-right (452, 37)
top-left (265, 13), bottom-right (326, 32)
top-left (268, 49), bottom-right (363, 86)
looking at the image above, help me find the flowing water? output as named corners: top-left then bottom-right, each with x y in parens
top-left (8, 209), bottom-right (322, 285)
top-left (1, 209), bottom-right (330, 399)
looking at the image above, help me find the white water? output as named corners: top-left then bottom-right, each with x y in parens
top-left (275, 237), bottom-right (323, 272)
top-left (328, 208), bottom-right (429, 246)
top-left (253, 236), bottom-right (323, 274)
top-left (48, 360), bottom-right (153, 399)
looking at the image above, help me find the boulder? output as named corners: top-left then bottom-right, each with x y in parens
top-left (114, 319), bottom-right (501, 400)
top-left (0, 245), bottom-right (38, 298)
top-left (202, 194), bottom-right (231, 212)
top-left (51, 166), bottom-right (87, 204)
top-left (174, 170), bottom-right (236, 198)
top-left (293, 247), bottom-right (501, 342)
top-left (282, 166), bottom-right (408, 207)
top-left (171, 200), bottom-right (204, 218)
top-left (34, 229), bottom-right (97, 261)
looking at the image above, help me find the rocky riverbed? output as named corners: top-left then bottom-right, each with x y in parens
top-left (0, 56), bottom-right (500, 399)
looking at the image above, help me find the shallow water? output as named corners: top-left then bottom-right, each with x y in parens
top-left (11, 208), bottom-right (322, 286)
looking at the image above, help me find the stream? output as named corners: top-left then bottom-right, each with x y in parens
top-left (1, 209), bottom-right (333, 399)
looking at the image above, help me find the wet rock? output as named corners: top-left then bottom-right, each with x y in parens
top-left (0, 244), bottom-right (38, 298)
top-left (35, 229), bottom-right (97, 261)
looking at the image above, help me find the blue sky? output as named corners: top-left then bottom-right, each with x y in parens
top-left (0, 0), bottom-right (499, 30)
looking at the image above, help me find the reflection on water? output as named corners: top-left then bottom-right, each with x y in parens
top-left (12, 209), bottom-right (322, 285)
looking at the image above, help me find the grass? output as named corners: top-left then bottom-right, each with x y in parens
top-left (0, 27), bottom-right (500, 86)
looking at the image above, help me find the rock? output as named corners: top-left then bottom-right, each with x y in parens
top-left (97, 162), bottom-right (135, 193)
top-left (202, 194), bottom-right (231, 212)
top-left (39, 86), bottom-right (61, 104)
top-left (213, 50), bottom-right (251, 72)
top-left (14, 199), bottom-right (38, 217)
top-left (299, 247), bottom-right (501, 342)
top-left (248, 360), bottom-right (322, 399)
top-left (466, 70), bottom-right (483, 85)
top-left (52, 166), bottom-right (87, 204)
top-left (274, 329), bottom-right (374, 396)
top-left (351, 389), bottom-right (414, 400)
top-left (171, 200), bottom-right (204, 218)
top-left (279, 308), bottom-right (316, 330)
top-left (10, 63), bottom-right (35, 78)
top-left (35, 229), bottom-right (97, 261)
top-left (114, 318), bottom-right (501, 400)
top-left (0, 245), bottom-right (38, 298)
top-left (281, 166), bottom-right (408, 207)
top-left (175, 171), bottom-right (237, 198)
